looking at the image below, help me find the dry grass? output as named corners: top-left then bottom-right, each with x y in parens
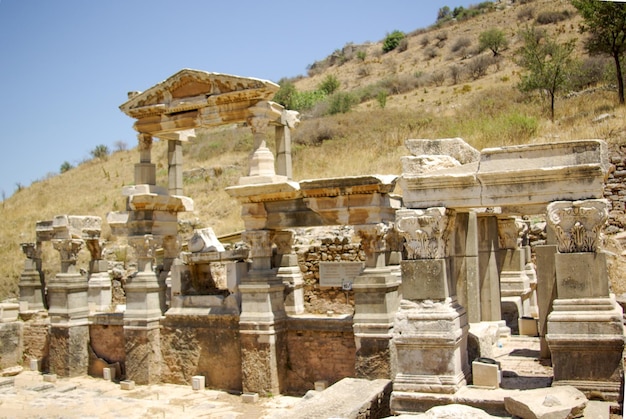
top-left (1, 0), bottom-right (625, 301)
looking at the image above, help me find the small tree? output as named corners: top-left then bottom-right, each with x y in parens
top-left (383, 30), bottom-right (406, 53)
top-left (91, 144), bottom-right (110, 160)
top-left (479, 28), bottom-right (509, 56)
top-left (571, 0), bottom-right (626, 104)
top-left (60, 161), bottom-right (73, 173)
top-left (516, 26), bottom-right (577, 120)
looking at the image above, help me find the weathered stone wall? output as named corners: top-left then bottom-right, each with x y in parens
top-left (285, 317), bottom-right (356, 395)
top-left (0, 322), bottom-right (23, 370)
top-left (604, 144), bottom-right (626, 233)
top-left (295, 227), bottom-right (363, 315)
top-left (160, 314), bottom-right (242, 392)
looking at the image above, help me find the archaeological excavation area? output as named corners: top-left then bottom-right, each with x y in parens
top-left (1, 69), bottom-right (624, 417)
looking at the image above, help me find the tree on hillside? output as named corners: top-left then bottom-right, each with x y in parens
top-left (571, 0), bottom-right (626, 104)
top-left (516, 26), bottom-right (577, 121)
top-left (479, 28), bottom-right (509, 56)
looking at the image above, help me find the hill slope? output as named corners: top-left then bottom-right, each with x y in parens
top-left (1, 0), bottom-right (625, 300)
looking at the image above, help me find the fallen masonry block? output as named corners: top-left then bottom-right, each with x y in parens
top-left (120, 380), bottom-right (135, 390)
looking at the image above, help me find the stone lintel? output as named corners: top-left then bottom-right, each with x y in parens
top-left (127, 193), bottom-right (193, 212)
top-left (299, 174), bottom-right (398, 197)
top-left (401, 140), bottom-right (608, 210)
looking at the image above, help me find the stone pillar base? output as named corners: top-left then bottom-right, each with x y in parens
top-left (547, 296), bottom-right (624, 401)
top-left (19, 269), bottom-right (46, 312)
top-left (353, 267), bottom-right (400, 380)
top-left (49, 324), bottom-right (89, 377)
top-left (124, 323), bottom-right (161, 384)
top-left (240, 320), bottom-right (287, 395)
top-left (392, 298), bottom-right (469, 395)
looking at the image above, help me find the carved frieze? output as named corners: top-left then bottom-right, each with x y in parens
top-left (395, 208), bottom-right (455, 259)
top-left (21, 242), bottom-right (41, 260)
top-left (547, 199), bottom-right (608, 253)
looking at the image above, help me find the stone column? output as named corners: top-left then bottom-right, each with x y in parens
top-left (124, 234), bottom-right (163, 384)
top-left (352, 223), bottom-right (400, 380)
top-left (168, 140), bottom-right (183, 196)
top-left (135, 133), bottom-right (156, 185)
top-left (273, 230), bottom-right (304, 315)
top-left (391, 208), bottom-right (469, 411)
top-left (18, 242), bottom-right (45, 312)
top-left (535, 244), bottom-right (557, 359)
top-left (453, 211), bottom-right (480, 324)
top-left (239, 230), bottom-right (287, 395)
top-left (546, 199), bottom-right (624, 400)
top-left (274, 109), bottom-right (299, 180)
top-left (477, 213), bottom-right (508, 336)
top-left (85, 233), bottom-right (111, 313)
top-left (497, 216), bottom-right (532, 334)
top-left (47, 215), bottom-right (96, 378)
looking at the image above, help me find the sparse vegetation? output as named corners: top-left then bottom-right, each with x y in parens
top-left (60, 161), bottom-right (73, 173)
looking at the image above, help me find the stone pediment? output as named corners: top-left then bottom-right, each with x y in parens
top-left (119, 69), bottom-right (280, 138)
top-left (120, 69), bottom-right (279, 119)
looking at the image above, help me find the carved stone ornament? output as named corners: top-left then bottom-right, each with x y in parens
top-left (547, 199), bottom-right (608, 253)
top-left (242, 230), bottom-right (273, 259)
top-left (395, 208), bottom-right (455, 259)
top-left (497, 217), bottom-right (527, 250)
top-left (52, 239), bottom-right (84, 272)
top-left (85, 238), bottom-right (103, 261)
top-left (355, 223), bottom-right (391, 256)
top-left (273, 230), bottom-right (295, 255)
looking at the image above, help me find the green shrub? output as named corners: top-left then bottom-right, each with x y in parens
top-left (318, 75), bottom-right (340, 95)
top-left (90, 144), bottom-right (110, 160)
top-left (327, 92), bottom-right (357, 115)
top-left (536, 10), bottom-right (571, 25)
top-left (376, 91), bottom-right (388, 109)
top-left (356, 50), bottom-right (367, 61)
top-left (382, 30), bottom-right (406, 53)
top-left (60, 161), bottom-right (73, 174)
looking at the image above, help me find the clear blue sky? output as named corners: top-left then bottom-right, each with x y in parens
top-left (0, 0), bottom-right (478, 199)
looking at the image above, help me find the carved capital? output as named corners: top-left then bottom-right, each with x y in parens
top-left (52, 239), bottom-right (84, 273)
top-left (395, 208), bottom-right (455, 259)
top-left (242, 230), bottom-right (273, 259)
top-left (85, 238), bottom-right (103, 261)
top-left (21, 242), bottom-right (41, 260)
top-left (547, 199), bottom-right (608, 253)
top-left (355, 223), bottom-right (391, 256)
top-left (129, 234), bottom-right (159, 272)
top-left (497, 217), bottom-right (527, 250)
top-left (137, 133), bottom-right (153, 151)
top-left (273, 230), bottom-right (295, 255)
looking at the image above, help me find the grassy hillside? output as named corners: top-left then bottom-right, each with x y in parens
top-left (1, 0), bottom-right (625, 301)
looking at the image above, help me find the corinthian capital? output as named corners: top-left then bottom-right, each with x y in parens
top-left (497, 217), bottom-right (527, 250)
top-left (395, 208), bottom-right (455, 259)
top-left (547, 199), bottom-right (608, 253)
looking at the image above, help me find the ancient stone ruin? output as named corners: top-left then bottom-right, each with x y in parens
top-left (2, 69), bottom-right (624, 417)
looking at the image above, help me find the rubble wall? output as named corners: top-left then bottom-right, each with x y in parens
top-left (285, 317), bottom-right (356, 394)
top-left (160, 314), bottom-right (242, 392)
top-left (295, 227), bottom-right (363, 315)
top-left (21, 314), bottom-right (49, 372)
top-left (605, 144), bottom-right (626, 232)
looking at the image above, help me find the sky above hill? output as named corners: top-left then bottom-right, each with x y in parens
top-left (0, 0), bottom-right (478, 199)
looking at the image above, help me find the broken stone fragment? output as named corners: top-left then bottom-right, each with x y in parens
top-left (504, 386), bottom-right (587, 419)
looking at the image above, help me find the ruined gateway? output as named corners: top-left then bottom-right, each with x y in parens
top-left (2, 69), bottom-right (623, 417)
